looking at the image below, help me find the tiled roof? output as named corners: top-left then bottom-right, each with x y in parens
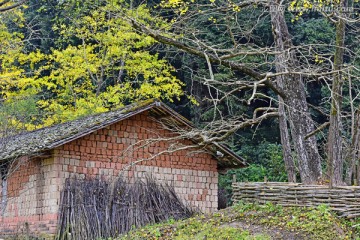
top-left (0, 99), bottom-right (246, 169)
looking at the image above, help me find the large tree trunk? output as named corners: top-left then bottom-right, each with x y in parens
top-left (327, 2), bottom-right (346, 186)
top-left (345, 108), bottom-right (360, 185)
top-left (270, 1), bottom-right (322, 184)
top-left (278, 98), bottom-right (297, 182)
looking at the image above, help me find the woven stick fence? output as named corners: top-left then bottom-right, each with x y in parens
top-left (232, 182), bottom-right (360, 219)
top-left (56, 176), bottom-right (194, 240)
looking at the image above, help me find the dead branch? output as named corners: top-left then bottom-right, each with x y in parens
top-left (0, 0), bottom-right (27, 12)
top-left (128, 19), bottom-right (286, 99)
top-left (305, 122), bottom-right (330, 140)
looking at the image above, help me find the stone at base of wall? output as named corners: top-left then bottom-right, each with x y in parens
top-left (0, 233), bottom-right (55, 240)
top-left (0, 214), bottom-right (58, 238)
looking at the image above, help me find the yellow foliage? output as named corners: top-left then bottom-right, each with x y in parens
top-left (0, 2), bottom-right (184, 128)
top-left (289, 0), bottom-right (344, 21)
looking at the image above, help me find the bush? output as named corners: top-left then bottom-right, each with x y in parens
top-left (219, 143), bottom-right (289, 205)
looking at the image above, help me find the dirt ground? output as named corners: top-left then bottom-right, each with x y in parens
top-left (222, 221), bottom-right (307, 240)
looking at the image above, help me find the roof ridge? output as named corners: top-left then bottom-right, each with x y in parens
top-left (1, 99), bottom-right (159, 139)
top-left (0, 99), bottom-right (246, 169)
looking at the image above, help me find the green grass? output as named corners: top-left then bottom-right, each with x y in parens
top-left (115, 202), bottom-right (360, 240)
top-left (232, 202), bottom-right (357, 239)
top-left (118, 212), bottom-right (270, 240)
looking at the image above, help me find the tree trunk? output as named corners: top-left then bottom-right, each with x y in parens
top-left (270, 1), bottom-right (322, 184)
top-left (345, 109), bottom-right (360, 185)
top-left (278, 98), bottom-right (297, 182)
top-left (327, 1), bottom-right (346, 186)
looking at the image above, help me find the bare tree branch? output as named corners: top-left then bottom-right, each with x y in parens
top-left (129, 19), bottom-right (286, 99)
top-left (0, 0), bottom-right (27, 12)
top-left (305, 122), bottom-right (330, 140)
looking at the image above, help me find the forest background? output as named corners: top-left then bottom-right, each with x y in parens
top-left (1, 0), bottom-right (359, 196)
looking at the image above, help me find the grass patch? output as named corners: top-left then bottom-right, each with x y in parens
top-left (116, 202), bottom-right (360, 240)
top-left (119, 212), bottom-right (269, 240)
top-left (232, 202), bottom-right (357, 239)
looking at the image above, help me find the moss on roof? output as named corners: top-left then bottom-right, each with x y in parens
top-left (0, 99), bottom-right (245, 168)
top-left (0, 100), bottom-right (157, 160)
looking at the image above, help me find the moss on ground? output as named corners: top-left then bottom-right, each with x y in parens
top-left (117, 202), bottom-right (360, 240)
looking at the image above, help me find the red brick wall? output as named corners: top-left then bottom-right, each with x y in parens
top-left (0, 111), bottom-right (219, 237)
top-left (55, 112), bottom-right (218, 211)
top-left (0, 156), bottom-right (58, 237)
top-left (57, 112), bottom-right (216, 171)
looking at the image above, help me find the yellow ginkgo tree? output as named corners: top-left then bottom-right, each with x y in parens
top-left (0, 8), bottom-right (41, 132)
top-left (0, 2), bottom-right (184, 127)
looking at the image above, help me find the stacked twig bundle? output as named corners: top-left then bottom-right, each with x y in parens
top-left (232, 182), bottom-right (360, 219)
top-left (57, 176), bottom-right (194, 239)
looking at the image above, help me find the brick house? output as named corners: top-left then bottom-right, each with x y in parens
top-left (0, 99), bottom-right (245, 236)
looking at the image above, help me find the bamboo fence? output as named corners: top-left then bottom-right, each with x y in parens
top-left (232, 182), bottom-right (360, 219)
top-left (56, 176), bottom-right (194, 239)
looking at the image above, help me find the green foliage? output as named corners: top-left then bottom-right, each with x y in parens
top-left (239, 143), bottom-right (286, 177)
top-left (219, 142), bottom-right (288, 203)
top-left (344, 218), bottom-right (360, 237)
top-left (0, 96), bottom-right (39, 134)
top-left (292, 18), bottom-right (335, 46)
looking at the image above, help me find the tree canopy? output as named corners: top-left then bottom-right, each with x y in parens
top-left (0, 0), bottom-right (184, 128)
top-left (1, 0), bottom-right (360, 185)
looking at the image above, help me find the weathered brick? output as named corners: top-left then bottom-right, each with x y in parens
top-left (1, 112), bottom-right (221, 237)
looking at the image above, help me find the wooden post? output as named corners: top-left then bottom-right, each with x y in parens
top-left (232, 174), bottom-right (236, 183)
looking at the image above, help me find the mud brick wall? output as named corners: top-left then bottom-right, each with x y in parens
top-left (0, 111), bottom-right (219, 236)
top-left (0, 156), bottom-right (59, 237)
top-left (54, 111), bottom-right (219, 212)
